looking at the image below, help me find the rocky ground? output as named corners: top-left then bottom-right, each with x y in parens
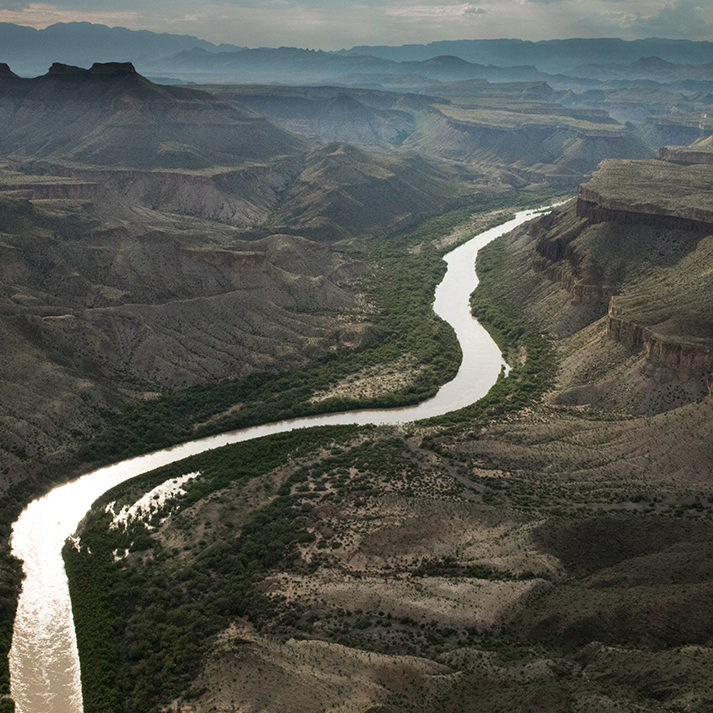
top-left (69, 152), bottom-right (713, 713)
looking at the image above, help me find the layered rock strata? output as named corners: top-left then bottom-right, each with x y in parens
top-left (534, 160), bottom-right (713, 386)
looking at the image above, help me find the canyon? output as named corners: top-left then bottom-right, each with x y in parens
top-left (0, 40), bottom-right (712, 713)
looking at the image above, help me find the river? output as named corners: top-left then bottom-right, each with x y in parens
top-left (8, 206), bottom-right (550, 713)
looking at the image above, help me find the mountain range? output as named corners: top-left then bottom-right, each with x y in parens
top-left (0, 61), bottom-right (301, 168)
top-left (342, 38), bottom-right (713, 74)
top-left (0, 21), bottom-right (242, 77)
top-left (5, 24), bottom-right (713, 90)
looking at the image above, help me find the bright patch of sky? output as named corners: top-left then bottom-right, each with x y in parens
top-left (0, 0), bottom-right (710, 49)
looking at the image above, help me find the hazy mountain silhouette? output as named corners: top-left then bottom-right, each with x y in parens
top-left (341, 38), bottom-right (713, 74)
top-left (574, 56), bottom-right (713, 82)
top-left (0, 62), bottom-right (301, 168)
top-left (152, 46), bottom-right (543, 85)
top-left (0, 22), bottom-right (243, 76)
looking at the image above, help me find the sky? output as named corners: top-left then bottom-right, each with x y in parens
top-left (0, 0), bottom-right (711, 49)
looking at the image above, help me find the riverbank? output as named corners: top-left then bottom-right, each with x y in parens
top-left (60, 201), bottom-right (713, 713)
top-left (10, 204), bottom-right (556, 712)
top-left (0, 190), bottom-right (558, 711)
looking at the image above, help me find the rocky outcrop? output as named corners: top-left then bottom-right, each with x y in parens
top-left (576, 190), bottom-right (713, 232)
top-left (607, 301), bottom-right (713, 381)
top-left (533, 256), bottom-right (615, 306)
top-left (88, 62), bottom-right (137, 76)
top-left (658, 146), bottom-right (713, 165)
top-left (531, 215), bottom-right (615, 306)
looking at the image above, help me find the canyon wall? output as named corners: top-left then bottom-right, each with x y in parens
top-left (658, 146), bottom-right (713, 166)
top-left (534, 177), bottom-right (713, 386)
top-left (576, 189), bottom-right (713, 232)
top-left (608, 305), bottom-right (713, 381)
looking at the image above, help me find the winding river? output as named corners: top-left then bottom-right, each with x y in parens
top-left (8, 206), bottom-right (550, 713)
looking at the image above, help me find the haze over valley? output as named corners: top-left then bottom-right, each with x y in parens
top-left (0, 15), bottom-right (712, 713)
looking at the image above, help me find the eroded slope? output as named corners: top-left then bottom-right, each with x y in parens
top-left (67, 165), bottom-right (713, 712)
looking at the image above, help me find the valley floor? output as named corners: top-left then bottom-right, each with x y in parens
top-left (65, 199), bottom-right (713, 713)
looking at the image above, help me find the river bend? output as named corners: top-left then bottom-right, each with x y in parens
top-left (9, 207), bottom-right (549, 713)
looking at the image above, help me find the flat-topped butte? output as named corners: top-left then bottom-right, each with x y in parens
top-left (579, 158), bottom-right (713, 226)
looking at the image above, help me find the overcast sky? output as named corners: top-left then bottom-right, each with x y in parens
top-left (0, 1), bottom-right (711, 49)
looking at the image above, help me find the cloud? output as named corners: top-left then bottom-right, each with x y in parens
top-left (385, 3), bottom-right (486, 19)
top-left (630, 0), bottom-right (713, 38)
top-left (0, 0), bottom-right (709, 48)
top-left (0, 1), bottom-right (140, 27)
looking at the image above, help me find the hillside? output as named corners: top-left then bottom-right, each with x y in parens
top-left (0, 62), bottom-right (303, 169)
top-left (205, 85), bottom-right (423, 149)
top-left (0, 171), bottom-right (371, 485)
top-left (65, 150), bottom-right (713, 713)
top-left (0, 64), bottom-right (519, 489)
top-left (406, 102), bottom-right (649, 177)
top-left (209, 82), bottom-right (651, 183)
top-left (271, 142), bottom-right (479, 239)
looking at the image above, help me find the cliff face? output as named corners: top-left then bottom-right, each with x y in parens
top-left (608, 306), bottom-right (713, 381)
top-left (529, 208), bottom-right (616, 307)
top-left (576, 189), bottom-right (713, 232)
top-left (575, 157), bottom-right (713, 230)
top-left (530, 161), bottom-right (713, 393)
top-left (658, 146), bottom-right (713, 165)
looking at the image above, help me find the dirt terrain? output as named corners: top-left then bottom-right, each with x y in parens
top-left (131, 153), bottom-right (713, 713)
top-left (7, 63), bottom-right (713, 713)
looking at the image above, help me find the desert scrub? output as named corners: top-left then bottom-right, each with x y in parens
top-left (78, 189), bottom-right (560, 465)
top-left (65, 429), bottom-right (459, 711)
top-left (65, 426), bottom-right (356, 713)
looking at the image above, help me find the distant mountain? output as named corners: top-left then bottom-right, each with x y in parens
top-left (0, 22), bottom-right (243, 77)
top-left (340, 38), bottom-right (713, 75)
top-left (574, 56), bottom-right (713, 82)
top-left (5, 25), bottom-right (713, 86)
top-left (152, 46), bottom-right (543, 85)
top-left (0, 62), bottom-right (302, 168)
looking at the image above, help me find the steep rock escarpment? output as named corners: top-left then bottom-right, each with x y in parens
top-left (533, 160), bottom-right (713, 393)
top-left (607, 305), bottom-right (713, 382)
top-left (575, 157), bottom-right (713, 230)
top-left (658, 145), bottom-right (713, 166)
top-left (530, 208), bottom-right (617, 307)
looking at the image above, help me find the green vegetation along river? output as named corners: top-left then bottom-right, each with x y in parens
top-left (8, 206), bottom-right (553, 713)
